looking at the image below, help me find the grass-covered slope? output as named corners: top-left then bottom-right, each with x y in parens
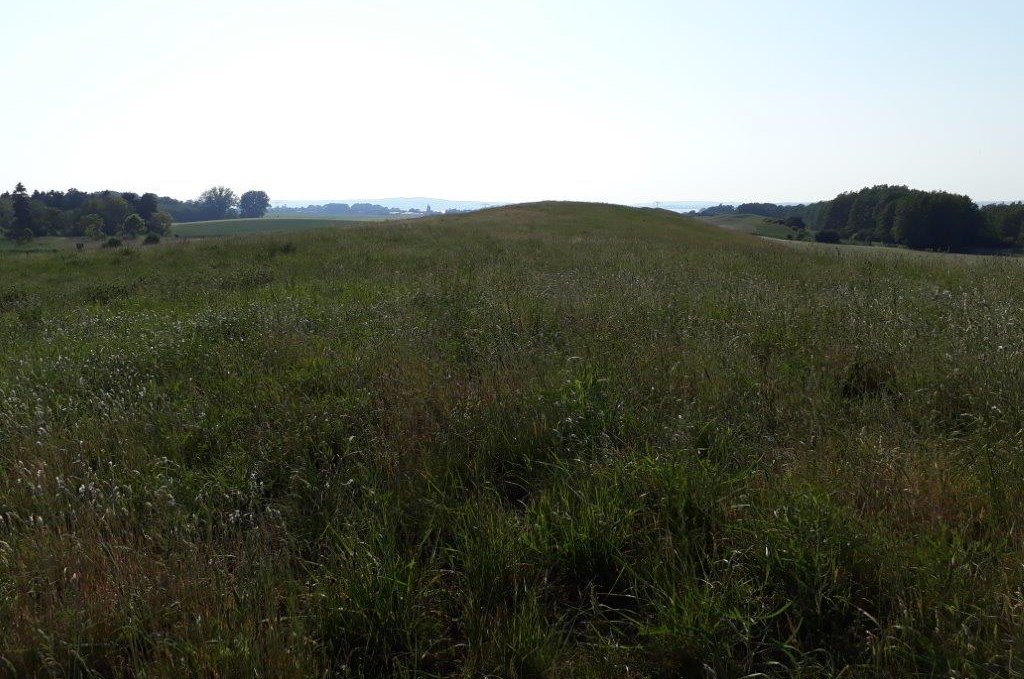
top-left (1, 202), bottom-right (1023, 677)
top-left (700, 212), bottom-right (798, 238)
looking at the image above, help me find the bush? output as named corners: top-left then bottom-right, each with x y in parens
top-left (102, 237), bottom-right (122, 248)
top-left (815, 230), bottom-right (842, 244)
top-left (143, 233), bottom-right (160, 245)
top-left (147, 211), bottom-right (173, 236)
top-left (122, 214), bottom-right (146, 238)
top-left (76, 214), bottom-right (105, 239)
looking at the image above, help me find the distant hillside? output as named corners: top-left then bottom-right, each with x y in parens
top-left (632, 200), bottom-right (740, 212)
top-left (271, 197), bottom-right (500, 212)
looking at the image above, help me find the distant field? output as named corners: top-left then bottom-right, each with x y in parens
top-left (265, 215), bottom-right (413, 221)
top-left (775, 235), bottom-right (1024, 262)
top-left (700, 212), bottom-right (797, 238)
top-left (0, 236), bottom-right (78, 253)
top-left (172, 215), bottom-right (410, 238)
top-left (3, 203), bottom-right (1024, 677)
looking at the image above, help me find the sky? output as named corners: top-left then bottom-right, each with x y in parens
top-left (2, 0), bottom-right (1022, 204)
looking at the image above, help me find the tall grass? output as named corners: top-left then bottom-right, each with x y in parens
top-left (1, 203), bottom-right (1022, 677)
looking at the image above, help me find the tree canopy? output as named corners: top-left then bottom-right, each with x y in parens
top-left (1, 184), bottom-right (175, 241)
top-left (239, 190), bottom-right (271, 218)
top-left (157, 187), bottom-right (271, 222)
top-left (198, 187), bottom-right (238, 221)
top-left (10, 183), bottom-right (34, 241)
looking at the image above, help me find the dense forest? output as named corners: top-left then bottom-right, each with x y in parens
top-left (0, 184), bottom-right (173, 241)
top-left (697, 186), bottom-right (1024, 251)
top-left (0, 185), bottom-right (271, 241)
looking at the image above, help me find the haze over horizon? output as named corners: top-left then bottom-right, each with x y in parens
top-left (3, 0), bottom-right (1022, 204)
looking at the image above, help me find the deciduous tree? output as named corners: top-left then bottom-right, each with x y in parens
top-left (122, 213), bottom-right (146, 238)
top-left (238, 190), bottom-right (270, 218)
top-left (147, 211), bottom-right (173, 236)
top-left (198, 186), bottom-right (238, 220)
top-left (138, 193), bottom-right (159, 220)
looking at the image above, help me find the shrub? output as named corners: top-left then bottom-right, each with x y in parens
top-left (122, 214), bottom-right (146, 238)
top-left (815, 230), bottom-right (841, 244)
top-left (147, 211), bottom-right (173, 236)
top-left (143, 233), bottom-right (160, 245)
top-left (76, 214), bottom-right (104, 239)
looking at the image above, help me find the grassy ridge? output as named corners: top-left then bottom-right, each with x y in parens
top-left (1, 202), bottom-right (1023, 677)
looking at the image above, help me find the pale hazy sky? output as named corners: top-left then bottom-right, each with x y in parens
top-left (3, 0), bottom-right (1021, 203)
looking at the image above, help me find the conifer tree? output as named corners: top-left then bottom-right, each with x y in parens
top-left (9, 183), bottom-right (33, 241)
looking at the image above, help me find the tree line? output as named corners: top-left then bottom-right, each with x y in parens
top-left (0, 184), bottom-right (271, 241)
top-left (269, 203), bottom-right (399, 217)
top-left (697, 186), bottom-right (1024, 252)
top-left (158, 187), bottom-right (270, 223)
top-left (0, 184), bottom-right (172, 241)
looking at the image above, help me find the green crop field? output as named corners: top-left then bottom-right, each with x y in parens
top-left (172, 215), bottom-right (410, 238)
top-left (2, 203), bottom-right (1023, 677)
top-left (700, 213), bottom-right (798, 239)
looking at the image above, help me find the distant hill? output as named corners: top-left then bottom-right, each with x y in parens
top-left (271, 198), bottom-right (800, 214)
top-left (271, 197), bottom-right (501, 212)
top-left (632, 200), bottom-right (740, 212)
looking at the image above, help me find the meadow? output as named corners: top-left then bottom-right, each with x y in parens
top-left (698, 213), bottom-right (798, 239)
top-left (1, 203), bottom-right (1023, 677)
top-left (172, 215), bottom-right (410, 238)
